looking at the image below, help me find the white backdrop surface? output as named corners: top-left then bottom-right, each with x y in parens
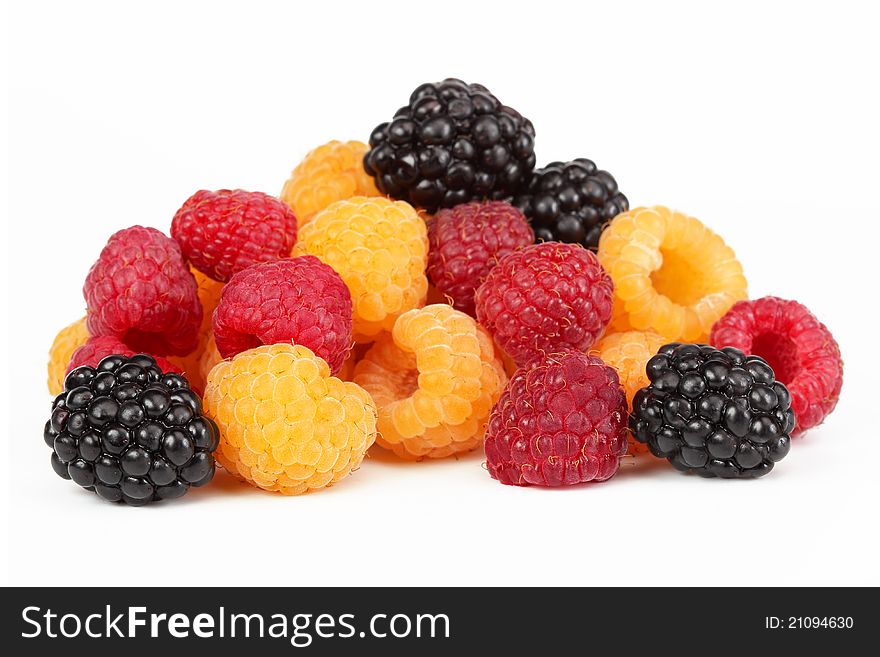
top-left (4, 0), bottom-right (879, 586)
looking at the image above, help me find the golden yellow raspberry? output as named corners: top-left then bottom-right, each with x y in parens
top-left (606, 296), bottom-right (632, 334)
top-left (354, 304), bottom-right (507, 459)
top-left (198, 331), bottom-right (223, 386)
top-left (280, 140), bottom-right (381, 227)
top-left (167, 266), bottom-right (224, 391)
top-left (592, 330), bottom-right (673, 454)
top-left (47, 317), bottom-right (90, 395)
top-left (592, 330), bottom-right (668, 409)
top-left (597, 206), bottom-right (748, 342)
top-left (294, 196), bottom-right (429, 341)
top-left (204, 343), bottom-right (377, 495)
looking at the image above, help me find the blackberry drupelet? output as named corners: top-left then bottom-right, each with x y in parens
top-left (629, 343), bottom-right (794, 478)
top-left (43, 354), bottom-right (218, 505)
top-left (363, 78), bottom-right (536, 213)
top-left (513, 158), bottom-right (628, 249)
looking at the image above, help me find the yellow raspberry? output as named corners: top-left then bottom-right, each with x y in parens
top-left (597, 206), bottom-right (748, 342)
top-left (280, 140), bottom-right (381, 227)
top-left (593, 331), bottom-right (668, 409)
top-left (592, 330), bottom-right (668, 453)
top-left (293, 196), bottom-right (429, 341)
top-left (198, 331), bottom-right (223, 386)
top-left (606, 296), bottom-right (632, 334)
top-left (354, 304), bottom-right (507, 459)
top-left (204, 343), bottom-right (377, 495)
top-left (47, 317), bottom-right (90, 394)
top-left (167, 266), bottom-right (224, 391)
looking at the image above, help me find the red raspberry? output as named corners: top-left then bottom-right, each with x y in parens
top-left (485, 351), bottom-right (628, 486)
top-left (212, 257), bottom-right (352, 374)
top-left (475, 242), bottom-right (614, 366)
top-left (84, 226), bottom-right (202, 356)
top-left (68, 335), bottom-right (181, 375)
top-left (171, 189), bottom-right (298, 282)
top-left (426, 201), bottom-right (534, 316)
top-left (710, 296), bottom-right (843, 435)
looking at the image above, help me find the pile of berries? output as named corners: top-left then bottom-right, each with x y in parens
top-left (43, 77), bottom-right (844, 505)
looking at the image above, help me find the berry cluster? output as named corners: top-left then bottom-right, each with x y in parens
top-left (513, 159), bottom-right (628, 249)
top-left (45, 355), bottom-right (218, 505)
top-left (629, 344), bottom-right (794, 478)
top-left (364, 78), bottom-right (536, 212)
top-left (43, 77), bottom-right (843, 506)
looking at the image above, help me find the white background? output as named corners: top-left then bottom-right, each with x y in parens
top-left (4, 0), bottom-right (879, 586)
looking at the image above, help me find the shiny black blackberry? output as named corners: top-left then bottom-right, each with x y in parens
top-left (513, 159), bottom-right (627, 249)
top-left (43, 354), bottom-right (218, 505)
top-left (629, 343), bottom-right (795, 478)
top-left (363, 78), bottom-right (536, 213)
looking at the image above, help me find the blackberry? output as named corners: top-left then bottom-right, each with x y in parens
top-left (513, 158), bottom-right (628, 249)
top-left (629, 343), bottom-right (795, 478)
top-left (43, 353), bottom-right (218, 505)
top-left (363, 78), bottom-right (536, 213)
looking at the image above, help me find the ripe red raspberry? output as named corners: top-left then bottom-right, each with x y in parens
top-left (212, 257), bottom-right (352, 374)
top-left (171, 189), bottom-right (298, 282)
top-left (710, 296), bottom-right (843, 435)
top-left (475, 242), bottom-right (614, 366)
top-left (84, 226), bottom-right (202, 356)
top-left (427, 200), bottom-right (534, 316)
top-left (67, 335), bottom-right (181, 375)
top-left (485, 351), bottom-right (628, 486)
